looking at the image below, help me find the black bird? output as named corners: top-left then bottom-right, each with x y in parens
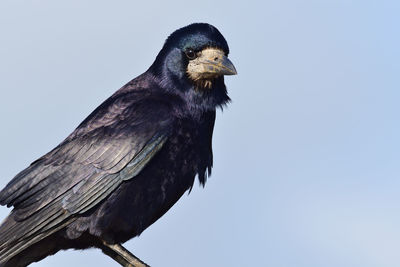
top-left (0, 23), bottom-right (236, 267)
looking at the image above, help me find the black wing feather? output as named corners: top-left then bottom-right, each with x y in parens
top-left (0, 90), bottom-right (172, 263)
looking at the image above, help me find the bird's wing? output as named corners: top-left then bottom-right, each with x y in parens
top-left (0, 91), bottom-right (172, 262)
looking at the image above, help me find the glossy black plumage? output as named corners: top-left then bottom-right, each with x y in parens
top-left (0, 23), bottom-right (234, 266)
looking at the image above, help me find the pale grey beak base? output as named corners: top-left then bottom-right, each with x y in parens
top-left (187, 48), bottom-right (237, 82)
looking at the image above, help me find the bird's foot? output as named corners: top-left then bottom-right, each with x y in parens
top-left (100, 241), bottom-right (150, 267)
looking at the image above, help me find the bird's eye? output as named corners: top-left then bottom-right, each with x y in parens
top-left (185, 49), bottom-right (196, 60)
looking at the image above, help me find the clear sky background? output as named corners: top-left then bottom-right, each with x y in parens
top-left (0, 1), bottom-right (399, 267)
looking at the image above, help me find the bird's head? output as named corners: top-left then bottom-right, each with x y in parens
top-left (149, 23), bottom-right (236, 112)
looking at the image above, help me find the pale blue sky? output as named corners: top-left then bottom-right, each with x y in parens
top-left (0, 1), bottom-right (399, 267)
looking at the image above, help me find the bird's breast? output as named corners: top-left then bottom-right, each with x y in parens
top-left (82, 116), bottom-right (214, 243)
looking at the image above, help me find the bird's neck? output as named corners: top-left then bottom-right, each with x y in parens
top-left (151, 73), bottom-right (229, 118)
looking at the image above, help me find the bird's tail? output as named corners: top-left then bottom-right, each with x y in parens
top-left (0, 236), bottom-right (59, 267)
top-left (0, 214), bottom-right (68, 267)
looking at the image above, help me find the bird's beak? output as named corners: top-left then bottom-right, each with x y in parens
top-left (187, 48), bottom-right (237, 81)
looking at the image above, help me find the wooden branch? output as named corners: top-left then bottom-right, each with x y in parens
top-left (100, 241), bottom-right (150, 267)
